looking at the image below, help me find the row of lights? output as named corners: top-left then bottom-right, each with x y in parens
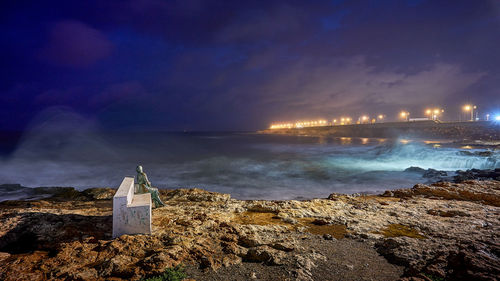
top-left (269, 120), bottom-right (328, 129)
top-left (460, 104), bottom-right (500, 121)
top-left (270, 104), bottom-right (499, 129)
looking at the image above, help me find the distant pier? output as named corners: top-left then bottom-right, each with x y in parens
top-left (259, 121), bottom-right (500, 141)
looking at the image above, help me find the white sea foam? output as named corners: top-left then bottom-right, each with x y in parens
top-left (0, 109), bottom-right (498, 200)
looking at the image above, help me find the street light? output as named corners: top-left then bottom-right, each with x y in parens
top-left (377, 114), bottom-right (384, 122)
top-left (400, 111), bottom-right (409, 121)
top-left (432, 108), bottom-right (443, 121)
top-left (425, 109), bottom-right (432, 120)
top-left (463, 105), bottom-right (476, 121)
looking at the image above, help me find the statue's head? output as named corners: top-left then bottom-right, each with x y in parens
top-left (136, 165), bottom-right (143, 173)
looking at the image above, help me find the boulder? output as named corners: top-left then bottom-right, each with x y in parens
top-left (404, 167), bottom-right (426, 173)
top-left (422, 169), bottom-right (447, 178)
top-left (244, 246), bottom-right (285, 265)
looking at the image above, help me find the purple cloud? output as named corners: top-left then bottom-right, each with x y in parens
top-left (38, 20), bottom-right (113, 68)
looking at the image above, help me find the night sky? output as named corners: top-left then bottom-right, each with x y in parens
top-left (1, 0), bottom-right (500, 131)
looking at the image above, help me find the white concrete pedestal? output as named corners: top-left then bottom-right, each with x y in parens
top-left (112, 177), bottom-right (152, 238)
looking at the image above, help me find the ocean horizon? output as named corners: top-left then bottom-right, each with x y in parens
top-left (1, 129), bottom-right (498, 202)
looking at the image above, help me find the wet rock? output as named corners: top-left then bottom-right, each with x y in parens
top-left (475, 151), bottom-right (494, 157)
top-left (404, 167), bottom-right (426, 173)
top-left (459, 150), bottom-right (494, 157)
top-left (454, 169), bottom-right (500, 182)
top-left (422, 169), bottom-right (447, 178)
top-left (458, 150), bottom-right (475, 156)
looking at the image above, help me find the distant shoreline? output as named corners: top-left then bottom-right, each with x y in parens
top-left (259, 120), bottom-right (500, 141)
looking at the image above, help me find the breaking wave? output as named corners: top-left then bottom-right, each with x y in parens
top-left (0, 111), bottom-right (498, 200)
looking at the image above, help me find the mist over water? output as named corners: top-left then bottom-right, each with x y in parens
top-left (0, 110), bottom-right (499, 200)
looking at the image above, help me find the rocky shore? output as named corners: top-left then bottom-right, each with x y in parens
top-left (0, 180), bottom-right (499, 281)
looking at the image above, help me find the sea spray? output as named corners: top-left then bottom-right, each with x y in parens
top-left (0, 113), bottom-right (498, 200)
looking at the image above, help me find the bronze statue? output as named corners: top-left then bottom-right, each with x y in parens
top-left (136, 165), bottom-right (165, 208)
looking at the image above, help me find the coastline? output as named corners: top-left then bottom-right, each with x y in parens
top-left (0, 179), bottom-right (499, 280)
top-left (258, 121), bottom-right (500, 142)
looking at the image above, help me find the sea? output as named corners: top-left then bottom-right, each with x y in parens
top-left (0, 130), bottom-right (499, 201)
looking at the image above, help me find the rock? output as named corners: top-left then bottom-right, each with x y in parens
top-left (270, 242), bottom-right (295, 252)
top-left (322, 234), bottom-right (334, 240)
top-left (386, 181), bottom-right (500, 206)
top-left (458, 150), bottom-right (474, 156)
top-left (404, 167), bottom-right (426, 173)
top-left (453, 168), bottom-right (500, 183)
top-left (282, 217), bottom-right (298, 224)
top-left (199, 256), bottom-right (216, 270)
top-left (246, 204), bottom-right (277, 213)
top-left (381, 190), bottom-right (394, 197)
top-left (422, 169), bottom-right (447, 178)
top-left (1, 182), bottom-right (499, 281)
top-left (0, 252), bottom-right (10, 261)
top-left (238, 236), bottom-right (263, 248)
top-left (81, 188), bottom-right (116, 200)
top-left (311, 218), bottom-right (329, 225)
top-left (164, 188), bottom-right (230, 202)
top-left (427, 209), bottom-right (470, 217)
top-left (475, 151), bottom-right (493, 157)
top-left (244, 246), bottom-right (285, 265)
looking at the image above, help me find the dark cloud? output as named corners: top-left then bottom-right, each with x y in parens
top-left (38, 20), bottom-right (113, 68)
top-left (0, 0), bottom-right (499, 131)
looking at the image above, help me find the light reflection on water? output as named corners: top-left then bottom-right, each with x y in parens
top-left (0, 132), bottom-right (498, 200)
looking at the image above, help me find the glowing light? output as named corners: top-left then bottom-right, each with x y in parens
top-left (378, 115), bottom-right (384, 119)
top-left (400, 111), bottom-right (410, 121)
top-left (495, 115), bottom-right (500, 121)
top-left (463, 104), bottom-right (476, 121)
top-left (433, 109), bottom-right (440, 114)
top-left (270, 119), bottom-right (329, 129)
top-left (425, 109), bottom-right (431, 115)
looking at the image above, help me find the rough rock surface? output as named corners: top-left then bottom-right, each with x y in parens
top-left (0, 180), bottom-right (499, 280)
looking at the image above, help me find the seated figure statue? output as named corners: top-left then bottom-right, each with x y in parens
top-left (136, 165), bottom-right (165, 208)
